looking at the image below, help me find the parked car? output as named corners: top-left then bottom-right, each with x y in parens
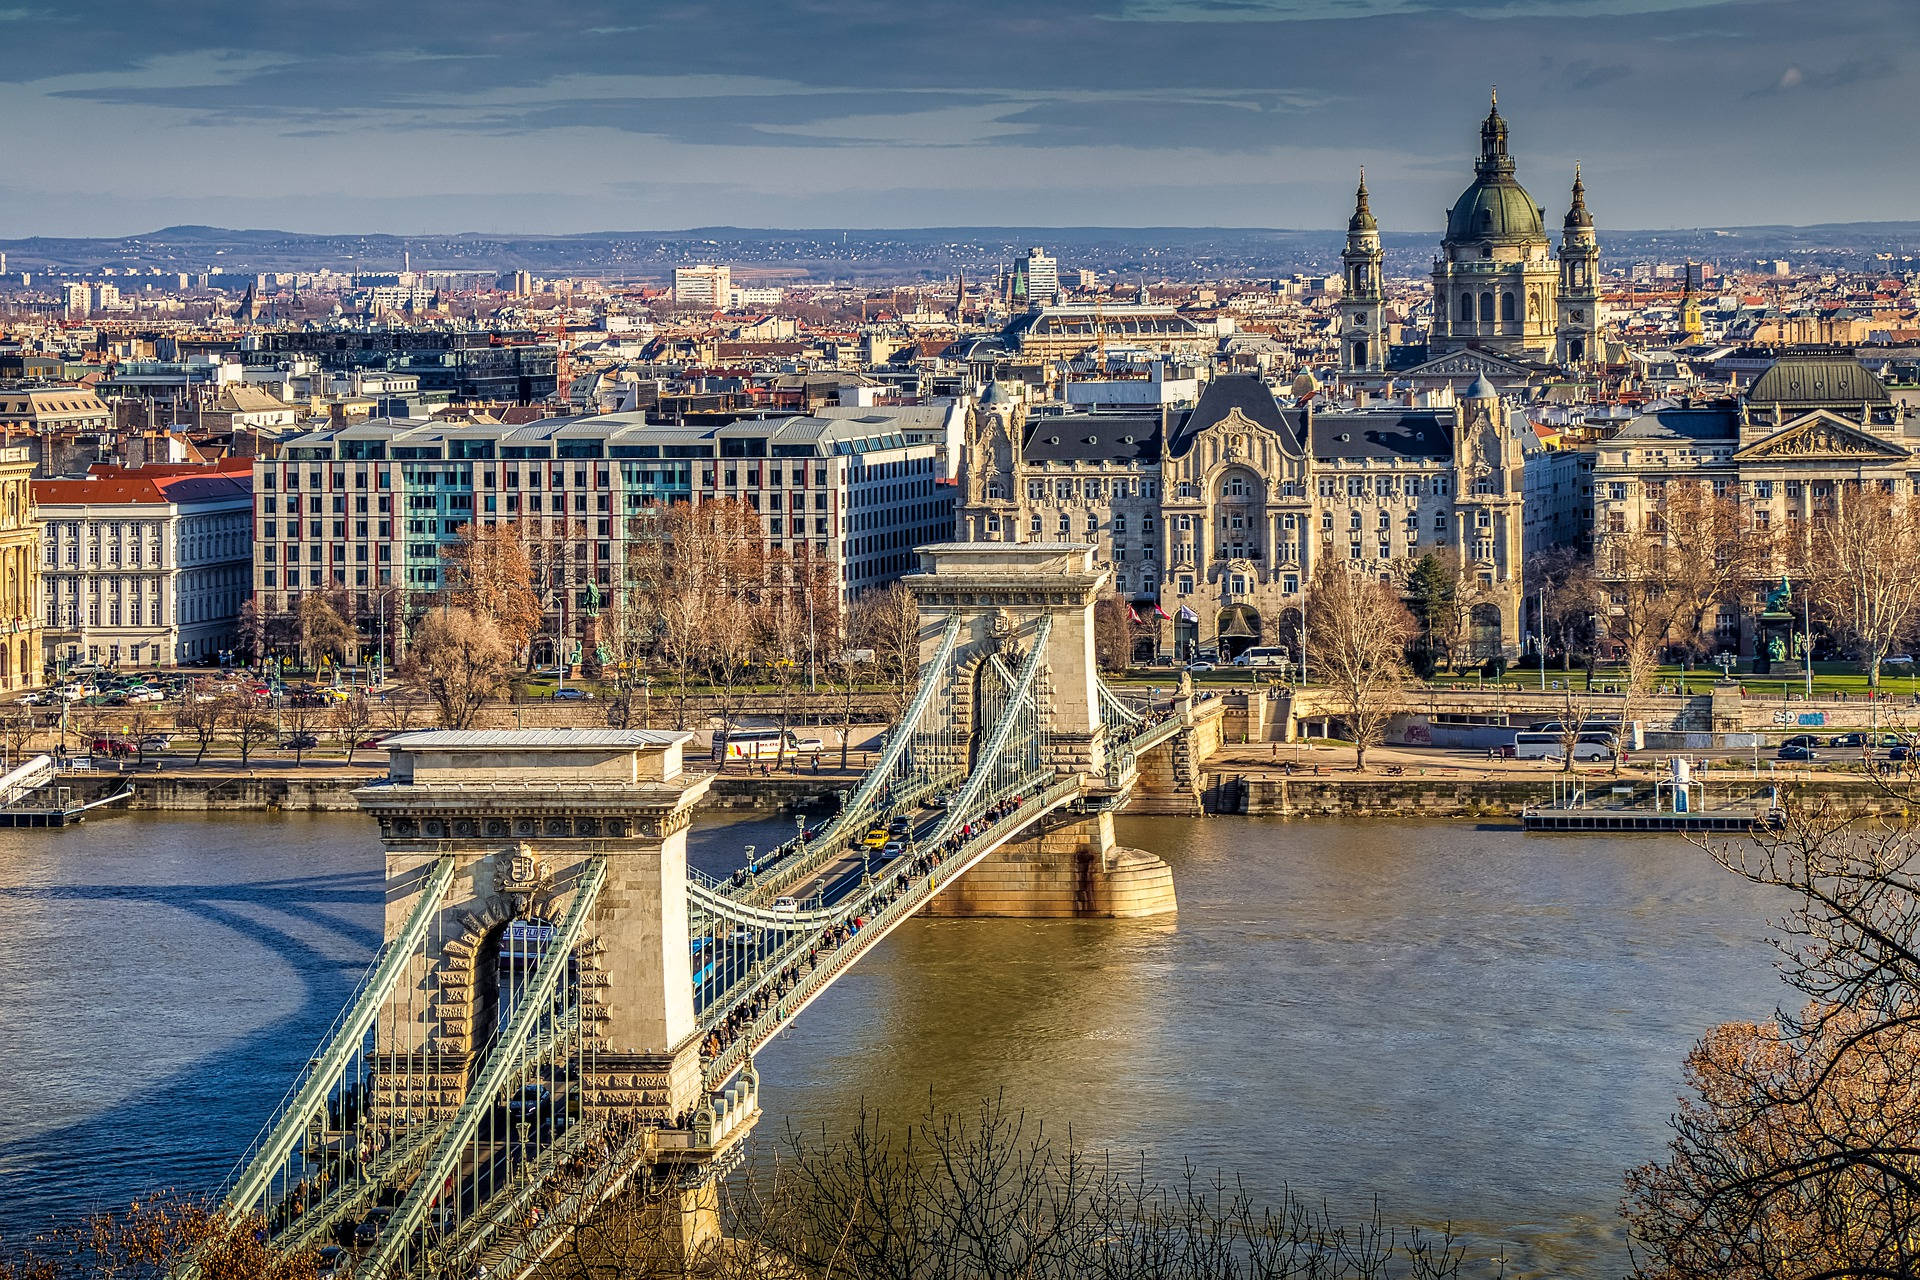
top-left (280, 733), bottom-right (320, 751)
top-left (551, 687), bottom-right (593, 700)
top-left (90, 737), bottom-right (139, 758)
top-left (138, 733), bottom-right (171, 752)
top-left (15, 691), bottom-right (47, 706)
top-left (1777, 743), bottom-right (1819, 762)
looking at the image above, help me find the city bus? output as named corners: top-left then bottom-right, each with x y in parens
top-left (717, 728), bottom-right (827, 762)
top-left (1511, 731), bottom-right (1615, 762)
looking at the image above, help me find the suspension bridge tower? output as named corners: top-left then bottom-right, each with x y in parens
top-left (905, 542), bottom-right (1177, 917)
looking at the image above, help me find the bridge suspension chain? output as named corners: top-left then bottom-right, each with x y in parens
top-left (700, 612), bottom-right (966, 911)
top-left (693, 616), bottom-right (1062, 1067)
top-left (700, 772), bottom-right (1080, 1090)
top-left (223, 855), bottom-right (458, 1220)
top-left (815, 612), bottom-right (961, 843)
top-left (360, 858), bottom-right (607, 1279)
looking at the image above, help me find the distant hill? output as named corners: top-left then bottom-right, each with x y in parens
top-left (3, 222), bottom-right (1915, 282)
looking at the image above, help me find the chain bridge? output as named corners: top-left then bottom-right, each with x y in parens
top-left (216, 543), bottom-right (1209, 1277)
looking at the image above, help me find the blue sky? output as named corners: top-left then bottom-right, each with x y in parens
top-left (0, 0), bottom-right (1910, 235)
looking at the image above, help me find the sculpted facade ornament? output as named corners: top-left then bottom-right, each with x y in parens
top-left (1735, 414), bottom-right (1908, 462)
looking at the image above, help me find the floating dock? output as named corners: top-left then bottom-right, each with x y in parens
top-left (0, 755), bottom-right (135, 827)
top-left (1522, 805), bottom-right (1780, 833)
top-left (1522, 770), bottom-right (1782, 834)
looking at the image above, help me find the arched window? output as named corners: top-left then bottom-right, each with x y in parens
top-left (1459, 293), bottom-right (1474, 323)
top-left (1479, 292), bottom-right (1494, 326)
top-left (1501, 292), bottom-right (1516, 324)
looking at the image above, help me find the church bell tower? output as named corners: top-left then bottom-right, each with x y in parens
top-left (1338, 170), bottom-right (1386, 374)
top-left (1556, 165), bottom-right (1602, 368)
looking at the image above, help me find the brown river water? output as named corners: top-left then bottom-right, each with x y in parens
top-left (0, 811), bottom-right (1786, 1277)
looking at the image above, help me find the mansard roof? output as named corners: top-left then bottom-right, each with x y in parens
top-left (1747, 356), bottom-right (1891, 407)
top-left (1167, 374), bottom-right (1299, 458)
top-left (1310, 410), bottom-right (1453, 462)
top-left (1020, 412), bottom-right (1162, 465)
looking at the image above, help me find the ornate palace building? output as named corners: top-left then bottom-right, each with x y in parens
top-left (956, 372), bottom-right (1583, 663)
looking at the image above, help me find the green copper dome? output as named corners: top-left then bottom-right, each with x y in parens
top-left (1443, 92), bottom-right (1546, 246)
top-left (1446, 178), bottom-right (1546, 244)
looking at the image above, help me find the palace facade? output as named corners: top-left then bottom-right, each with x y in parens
top-left (956, 372), bottom-right (1583, 663)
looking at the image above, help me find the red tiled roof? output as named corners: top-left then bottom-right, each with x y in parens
top-left (34, 467), bottom-right (251, 507)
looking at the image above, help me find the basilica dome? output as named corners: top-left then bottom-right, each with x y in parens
top-left (1442, 93), bottom-right (1547, 248)
top-left (1445, 174), bottom-right (1545, 244)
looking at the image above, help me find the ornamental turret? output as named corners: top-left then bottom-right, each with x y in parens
top-left (1338, 169), bottom-right (1386, 374)
top-left (1556, 164), bottom-right (1603, 367)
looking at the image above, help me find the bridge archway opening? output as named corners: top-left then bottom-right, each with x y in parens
top-left (1216, 605), bottom-right (1262, 661)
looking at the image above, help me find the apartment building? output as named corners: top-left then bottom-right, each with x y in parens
top-left (34, 461), bottom-right (254, 668)
top-left (252, 413), bottom-right (952, 623)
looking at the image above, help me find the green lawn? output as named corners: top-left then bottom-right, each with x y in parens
top-left (1111, 661), bottom-right (1920, 699)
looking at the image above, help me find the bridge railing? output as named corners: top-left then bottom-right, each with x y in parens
top-left (222, 855), bottom-right (458, 1218)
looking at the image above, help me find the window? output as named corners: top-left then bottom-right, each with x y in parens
top-left (1178, 575), bottom-right (1194, 595)
top-left (1113, 515), bottom-right (1128, 534)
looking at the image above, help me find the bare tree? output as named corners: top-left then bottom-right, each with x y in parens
top-left (1599, 485), bottom-right (1767, 770)
top-left (1803, 485), bottom-right (1920, 688)
top-left (625, 499), bottom-right (767, 730)
top-left (849, 580), bottom-right (921, 719)
top-left (0, 706), bottom-right (35, 767)
top-left (279, 701), bottom-right (321, 764)
top-left (0, 1193), bottom-right (315, 1280)
top-left (297, 592), bottom-right (356, 670)
top-left (330, 691), bottom-right (375, 764)
top-left (403, 607), bottom-right (511, 730)
top-left (175, 682), bottom-right (226, 764)
top-left (1093, 591), bottom-right (1149, 673)
top-left (228, 697), bottom-right (276, 766)
top-left (1626, 802), bottom-right (1920, 1279)
top-left (1308, 560), bottom-right (1414, 770)
top-left (377, 687), bottom-right (426, 736)
top-left (442, 520), bottom-right (544, 661)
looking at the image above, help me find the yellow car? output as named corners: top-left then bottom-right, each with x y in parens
top-left (862, 828), bottom-right (888, 849)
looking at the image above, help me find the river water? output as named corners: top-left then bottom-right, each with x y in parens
top-left (0, 811), bottom-right (1787, 1276)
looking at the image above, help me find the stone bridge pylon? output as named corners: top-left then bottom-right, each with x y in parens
top-left (905, 542), bottom-right (1178, 918)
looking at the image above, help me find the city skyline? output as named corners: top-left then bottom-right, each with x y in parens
top-left (0, 0), bottom-right (1910, 237)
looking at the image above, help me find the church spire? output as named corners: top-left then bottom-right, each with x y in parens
top-left (1348, 167), bottom-right (1377, 234)
top-left (1564, 162), bottom-right (1593, 229)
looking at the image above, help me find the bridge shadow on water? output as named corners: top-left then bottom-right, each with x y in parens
top-left (0, 867), bottom-right (383, 1236)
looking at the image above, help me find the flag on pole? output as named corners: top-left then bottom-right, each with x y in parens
top-left (1154, 603), bottom-right (1172, 620)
